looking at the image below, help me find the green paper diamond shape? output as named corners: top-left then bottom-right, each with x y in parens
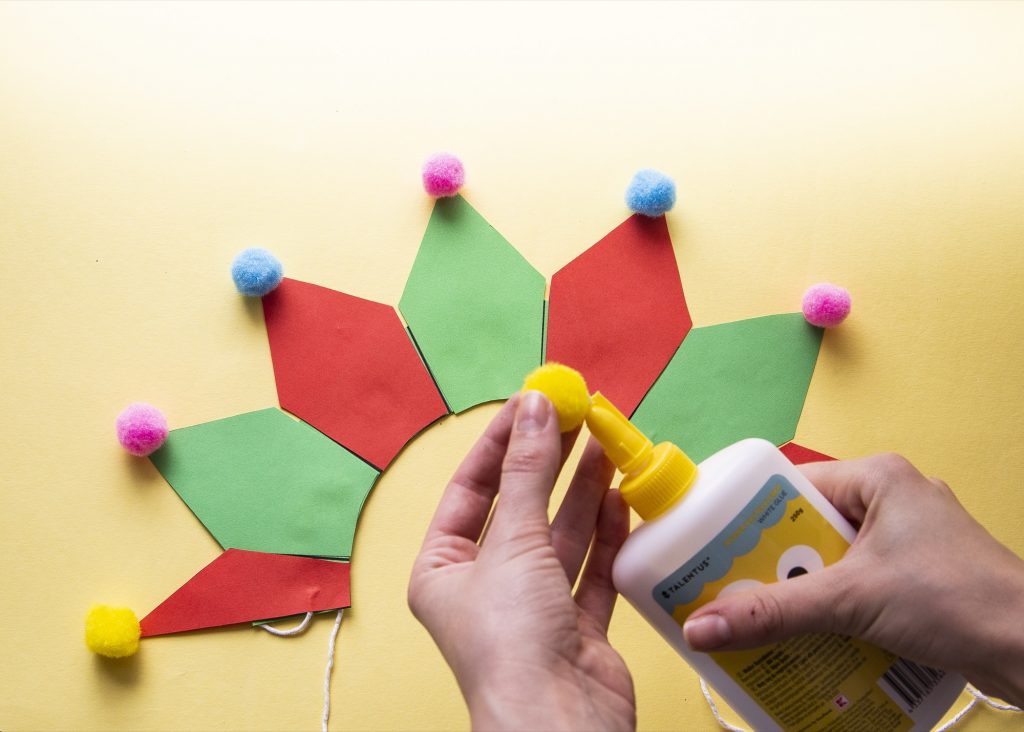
top-left (150, 408), bottom-right (379, 559)
top-left (632, 314), bottom-right (823, 463)
top-left (399, 195), bottom-right (546, 413)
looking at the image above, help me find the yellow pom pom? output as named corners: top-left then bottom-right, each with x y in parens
top-left (85, 605), bottom-right (140, 658)
top-left (522, 363), bottom-right (591, 432)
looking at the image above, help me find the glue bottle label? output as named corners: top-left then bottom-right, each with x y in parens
top-left (653, 474), bottom-right (947, 732)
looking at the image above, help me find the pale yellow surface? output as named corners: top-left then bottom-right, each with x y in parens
top-left (2, 2), bottom-right (1023, 730)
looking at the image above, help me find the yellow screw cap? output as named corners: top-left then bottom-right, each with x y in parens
top-left (585, 392), bottom-right (697, 520)
top-left (619, 442), bottom-right (697, 520)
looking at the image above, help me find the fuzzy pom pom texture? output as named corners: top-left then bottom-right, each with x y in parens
top-left (422, 152), bottom-right (465, 198)
top-left (522, 363), bottom-right (591, 432)
top-left (625, 169), bottom-right (676, 217)
top-left (85, 605), bottom-right (141, 658)
top-left (232, 248), bottom-right (284, 297)
top-left (116, 402), bottom-right (168, 457)
top-left (802, 283), bottom-right (852, 328)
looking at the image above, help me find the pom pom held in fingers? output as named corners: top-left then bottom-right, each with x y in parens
top-left (626, 169), bottom-right (676, 217)
top-left (85, 605), bottom-right (141, 658)
top-left (522, 363), bottom-right (591, 432)
top-left (422, 152), bottom-right (465, 197)
top-left (232, 248), bottom-right (284, 297)
top-left (116, 402), bottom-right (168, 457)
top-left (802, 283), bottom-right (851, 328)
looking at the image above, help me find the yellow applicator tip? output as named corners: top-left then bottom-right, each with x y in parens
top-left (85, 605), bottom-right (141, 658)
top-left (522, 363), bottom-right (591, 432)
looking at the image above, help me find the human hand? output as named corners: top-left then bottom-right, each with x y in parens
top-left (408, 392), bottom-right (636, 732)
top-left (683, 453), bottom-right (1024, 706)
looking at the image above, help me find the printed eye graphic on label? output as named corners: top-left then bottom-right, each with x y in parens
top-left (776, 544), bottom-right (824, 581)
top-left (662, 479), bottom-right (851, 626)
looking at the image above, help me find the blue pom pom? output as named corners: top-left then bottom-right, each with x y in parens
top-left (231, 248), bottom-right (283, 297)
top-left (625, 169), bottom-right (676, 217)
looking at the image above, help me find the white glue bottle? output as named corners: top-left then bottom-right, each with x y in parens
top-left (585, 392), bottom-right (965, 731)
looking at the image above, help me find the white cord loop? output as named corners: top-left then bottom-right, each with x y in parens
top-left (258, 611), bottom-right (314, 636)
top-left (699, 677), bottom-right (746, 732)
top-left (258, 608), bottom-right (345, 732)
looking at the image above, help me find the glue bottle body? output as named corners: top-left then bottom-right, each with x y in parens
top-left (611, 437), bottom-right (966, 731)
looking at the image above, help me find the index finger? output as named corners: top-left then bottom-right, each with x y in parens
top-left (421, 395), bottom-right (519, 546)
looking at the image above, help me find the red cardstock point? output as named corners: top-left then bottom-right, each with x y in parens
top-left (140, 549), bottom-right (351, 637)
top-left (546, 215), bottom-right (692, 416)
top-left (262, 278), bottom-right (448, 468)
top-left (779, 442), bottom-right (837, 465)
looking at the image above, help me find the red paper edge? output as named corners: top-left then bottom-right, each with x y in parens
top-left (779, 442), bottom-right (837, 465)
top-left (140, 549), bottom-right (351, 637)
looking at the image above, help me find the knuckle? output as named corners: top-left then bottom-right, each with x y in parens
top-left (501, 443), bottom-right (549, 476)
top-left (746, 591), bottom-right (787, 641)
top-left (867, 452), bottom-right (918, 489)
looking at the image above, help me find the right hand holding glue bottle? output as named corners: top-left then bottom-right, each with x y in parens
top-left (535, 363), bottom-right (1024, 731)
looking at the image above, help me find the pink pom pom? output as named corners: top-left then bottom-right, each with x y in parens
top-left (116, 403), bottom-right (168, 457)
top-left (802, 283), bottom-right (852, 328)
top-left (422, 153), bottom-right (465, 197)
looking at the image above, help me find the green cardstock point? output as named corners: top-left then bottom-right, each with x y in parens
top-left (149, 409), bottom-right (380, 559)
top-left (632, 314), bottom-right (823, 463)
top-left (399, 195), bottom-right (545, 413)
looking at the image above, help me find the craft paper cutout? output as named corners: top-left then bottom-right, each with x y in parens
top-left (632, 314), bottom-right (822, 463)
top-left (399, 196), bottom-right (546, 413)
top-left (149, 408), bottom-right (379, 558)
top-left (105, 180), bottom-right (854, 719)
top-left (140, 549), bottom-right (351, 637)
top-left (780, 442), bottom-right (836, 465)
top-left (546, 215), bottom-right (692, 416)
top-left (263, 278), bottom-right (449, 468)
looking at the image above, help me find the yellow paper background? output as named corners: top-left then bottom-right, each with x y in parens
top-left (2, 2), bottom-right (1022, 730)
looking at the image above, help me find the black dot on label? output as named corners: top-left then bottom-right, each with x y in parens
top-left (787, 566), bottom-right (808, 579)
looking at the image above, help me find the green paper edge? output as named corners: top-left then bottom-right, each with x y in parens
top-left (150, 409), bottom-right (381, 559)
top-left (632, 314), bottom-right (823, 463)
top-left (399, 195), bottom-right (545, 413)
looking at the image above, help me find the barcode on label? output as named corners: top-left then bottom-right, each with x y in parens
top-left (878, 658), bottom-right (945, 713)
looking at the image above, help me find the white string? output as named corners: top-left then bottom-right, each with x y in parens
top-left (699, 678), bottom-right (746, 732)
top-left (969, 683), bottom-right (1022, 712)
top-left (933, 684), bottom-right (1021, 731)
top-left (258, 608), bottom-right (345, 732)
top-left (258, 611), bottom-right (313, 636)
top-left (699, 677), bottom-right (1020, 732)
top-left (321, 609), bottom-right (344, 732)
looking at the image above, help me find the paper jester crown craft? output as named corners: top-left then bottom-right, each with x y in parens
top-left (91, 155), bottom-right (850, 660)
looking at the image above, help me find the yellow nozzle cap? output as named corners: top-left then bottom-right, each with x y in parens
top-left (585, 392), bottom-right (698, 520)
top-left (586, 393), bottom-right (653, 474)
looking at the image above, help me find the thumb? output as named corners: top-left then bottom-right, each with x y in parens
top-left (683, 564), bottom-right (857, 652)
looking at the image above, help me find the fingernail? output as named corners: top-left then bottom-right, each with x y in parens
top-left (517, 391), bottom-right (550, 433)
top-left (683, 614), bottom-right (731, 651)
